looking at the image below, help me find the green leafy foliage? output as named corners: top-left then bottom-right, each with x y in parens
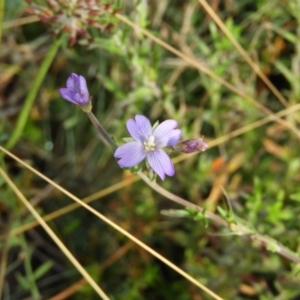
top-left (1, 0), bottom-right (300, 299)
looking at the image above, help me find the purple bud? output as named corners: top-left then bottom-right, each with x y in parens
top-left (173, 138), bottom-right (208, 153)
top-left (59, 73), bottom-right (92, 112)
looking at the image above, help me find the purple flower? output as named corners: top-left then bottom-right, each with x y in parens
top-left (114, 115), bottom-right (182, 180)
top-left (59, 73), bottom-right (91, 108)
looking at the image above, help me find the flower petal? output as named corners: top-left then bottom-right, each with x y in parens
top-left (61, 73), bottom-right (90, 105)
top-left (66, 73), bottom-right (79, 91)
top-left (164, 129), bottom-right (182, 147)
top-left (78, 75), bottom-right (89, 96)
top-left (114, 141), bottom-right (146, 167)
top-left (74, 91), bottom-right (89, 105)
top-left (153, 120), bottom-right (182, 147)
top-left (59, 88), bottom-right (79, 104)
top-left (147, 149), bottom-right (175, 180)
top-left (126, 115), bottom-right (152, 142)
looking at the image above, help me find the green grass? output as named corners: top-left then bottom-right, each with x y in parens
top-left (1, 0), bottom-right (300, 299)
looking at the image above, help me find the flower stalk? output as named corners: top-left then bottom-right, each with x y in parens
top-left (86, 112), bottom-right (117, 151)
top-left (59, 73), bottom-right (117, 151)
top-left (5, 35), bottom-right (63, 150)
top-left (58, 74), bottom-right (300, 264)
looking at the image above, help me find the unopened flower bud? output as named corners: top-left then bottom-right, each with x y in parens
top-left (59, 73), bottom-right (92, 112)
top-left (173, 138), bottom-right (208, 153)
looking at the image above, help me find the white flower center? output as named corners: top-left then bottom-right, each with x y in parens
top-left (144, 135), bottom-right (156, 152)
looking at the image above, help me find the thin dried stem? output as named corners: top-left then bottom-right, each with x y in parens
top-left (50, 239), bottom-right (136, 299)
top-left (115, 13), bottom-right (300, 138)
top-left (173, 102), bottom-right (300, 164)
top-left (137, 171), bottom-right (227, 227)
top-left (6, 103), bottom-right (300, 240)
top-left (0, 147), bottom-right (223, 300)
top-left (2, 15), bottom-right (39, 29)
top-left (7, 176), bottom-right (139, 238)
top-left (0, 167), bottom-right (110, 300)
top-left (197, 0), bottom-right (289, 108)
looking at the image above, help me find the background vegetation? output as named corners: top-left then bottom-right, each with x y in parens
top-left (1, 0), bottom-right (300, 299)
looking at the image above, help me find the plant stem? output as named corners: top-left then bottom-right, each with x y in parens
top-left (5, 36), bottom-right (63, 150)
top-left (137, 170), bottom-right (227, 227)
top-left (251, 234), bottom-right (300, 264)
top-left (86, 112), bottom-right (117, 151)
top-left (86, 111), bottom-right (300, 264)
top-left (85, 112), bottom-right (225, 224)
top-left (0, 0), bottom-right (4, 47)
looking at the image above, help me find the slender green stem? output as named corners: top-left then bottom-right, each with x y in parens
top-left (5, 36), bottom-right (63, 150)
top-left (137, 170), bottom-right (227, 227)
top-left (251, 234), bottom-right (300, 264)
top-left (0, 0), bottom-right (4, 47)
top-left (86, 111), bottom-right (226, 225)
top-left (86, 112), bottom-right (300, 264)
top-left (87, 112), bottom-right (117, 151)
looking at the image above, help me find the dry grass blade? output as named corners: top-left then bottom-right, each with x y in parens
top-left (0, 146), bottom-right (223, 300)
top-left (5, 103), bottom-right (300, 240)
top-left (115, 13), bottom-right (300, 138)
top-left (49, 240), bottom-right (133, 299)
top-left (137, 171), bottom-right (227, 226)
top-left (0, 167), bottom-right (110, 300)
top-left (197, 0), bottom-right (289, 108)
top-left (8, 176), bottom-right (140, 238)
top-left (173, 103), bottom-right (300, 164)
top-left (2, 15), bottom-right (39, 29)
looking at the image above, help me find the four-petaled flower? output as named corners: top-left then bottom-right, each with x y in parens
top-left (114, 115), bottom-right (182, 180)
top-left (59, 73), bottom-right (91, 111)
